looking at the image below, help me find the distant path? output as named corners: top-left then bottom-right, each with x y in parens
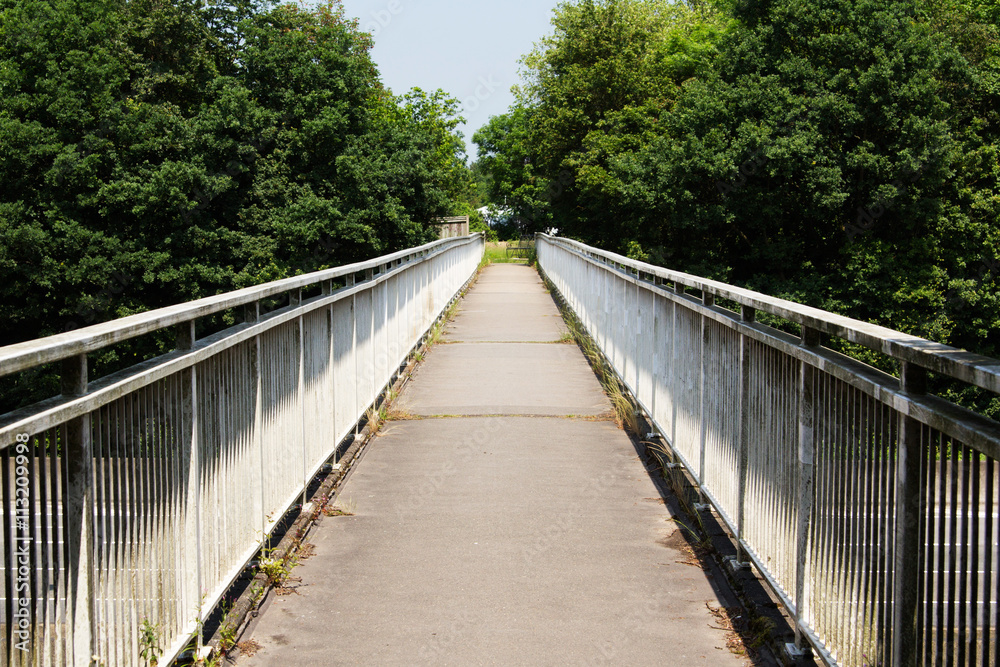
top-left (238, 264), bottom-right (752, 666)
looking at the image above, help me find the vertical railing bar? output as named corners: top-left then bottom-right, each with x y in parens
top-left (957, 442), bottom-right (971, 664)
top-left (152, 376), bottom-right (165, 640)
top-left (824, 374), bottom-right (838, 653)
top-left (53, 423), bottom-right (65, 666)
top-left (845, 380), bottom-right (860, 663)
top-left (37, 422), bottom-right (52, 663)
top-left (142, 382), bottom-right (154, 660)
top-left (28, 419), bottom-right (43, 662)
top-left (299, 313), bottom-right (307, 507)
top-left (875, 401), bottom-right (892, 663)
top-left (136, 381), bottom-right (148, 658)
top-left (987, 460), bottom-right (1000, 664)
top-left (115, 399), bottom-right (130, 666)
top-left (148, 378), bottom-right (160, 650)
top-left (2, 440), bottom-right (12, 666)
top-left (60, 354), bottom-right (94, 667)
top-left (935, 431), bottom-right (948, 666)
top-left (697, 294), bottom-right (713, 490)
top-left (874, 393), bottom-right (890, 660)
top-left (246, 302), bottom-right (264, 542)
top-left (165, 378), bottom-right (177, 645)
top-left (24, 412), bottom-right (37, 661)
top-left (171, 313), bottom-right (194, 631)
top-left (968, 449), bottom-right (980, 664)
top-left (892, 362), bottom-right (928, 667)
top-left (132, 379), bottom-right (145, 661)
top-left (794, 328), bottom-right (819, 648)
top-left (736, 306), bottom-right (755, 563)
top-left (159, 375), bottom-right (172, 637)
top-left (219, 350), bottom-right (229, 585)
top-left (882, 391), bottom-right (898, 664)
top-left (982, 457), bottom-right (994, 667)
top-left (180, 320), bottom-right (203, 649)
top-left (947, 431), bottom-right (960, 661)
top-left (90, 400), bottom-right (105, 664)
top-left (847, 379), bottom-right (860, 664)
top-left (834, 376), bottom-right (850, 660)
top-left (921, 418), bottom-right (936, 663)
top-left (346, 274), bottom-right (358, 437)
top-left (862, 385), bottom-right (877, 661)
top-left (856, 382), bottom-right (872, 660)
top-left (914, 428), bottom-right (934, 661)
top-left (327, 299), bottom-right (336, 461)
top-left (812, 372), bottom-right (826, 646)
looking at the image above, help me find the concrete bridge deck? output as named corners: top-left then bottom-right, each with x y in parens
top-left (238, 264), bottom-right (751, 666)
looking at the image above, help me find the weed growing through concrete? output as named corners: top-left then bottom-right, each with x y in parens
top-left (257, 547), bottom-right (293, 588)
top-left (557, 308), bottom-right (638, 435)
top-left (138, 617), bottom-right (162, 667)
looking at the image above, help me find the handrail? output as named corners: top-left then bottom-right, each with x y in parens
top-left (0, 235), bottom-right (482, 378)
top-left (0, 233), bottom-right (485, 667)
top-left (539, 234), bottom-right (1000, 393)
top-left (537, 233), bottom-right (1000, 667)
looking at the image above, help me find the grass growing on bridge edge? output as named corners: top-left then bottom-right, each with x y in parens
top-left (550, 296), bottom-right (638, 436)
top-left (537, 265), bottom-right (781, 666)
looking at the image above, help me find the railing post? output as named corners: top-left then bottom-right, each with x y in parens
top-left (893, 362), bottom-right (927, 666)
top-left (299, 307), bottom-right (308, 506)
top-left (175, 321), bottom-right (203, 646)
top-left (61, 354), bottom-right (94, 667)
top-left (346, 274), bottom-right (360, 436)
top-left (176, 320), bottom-right (196, 350)
top-left (244, 304), bottom-right (266, 540)
top-left (736, 305), bottom-right (756, 564)
top-left (668, 284), bottom-right (682, 453)
top-left (794, 327), bottom-right (820, 651)
top-left (243, 300), bottom-right (260, 325)
top-left (697, 292), bottom-right (714, 489)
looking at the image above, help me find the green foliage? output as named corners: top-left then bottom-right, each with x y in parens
top-left (0, 0), bottom-right (468, 411)
top-left (476, 0), bottom-right (1000, 383)
top-left (138, 617), bottom-right (162, 666)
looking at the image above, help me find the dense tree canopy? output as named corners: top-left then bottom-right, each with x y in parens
top-left (475, 0), bottom-right (1000, 411)
top-left (0, 0), bottom-right (469, 347)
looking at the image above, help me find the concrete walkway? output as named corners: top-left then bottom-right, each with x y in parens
top-left (239, 264), bottom-right (750, 666)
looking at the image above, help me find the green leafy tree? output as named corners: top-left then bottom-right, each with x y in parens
top-left (0, 0), bottom-right (471, 411)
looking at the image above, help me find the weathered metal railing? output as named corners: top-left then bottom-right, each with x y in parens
top-left (0, 233), bottom-right (484, 666)
top-left (537, 233), bottom-right (1000, 667)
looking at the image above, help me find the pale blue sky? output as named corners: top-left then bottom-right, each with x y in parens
top-left (338, 0), bottom-right (560, 161)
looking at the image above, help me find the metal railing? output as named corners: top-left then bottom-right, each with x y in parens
top-left (537, 233), bottom-right (1000, 667)
top-left (0, 233), bottom-right (484, 667)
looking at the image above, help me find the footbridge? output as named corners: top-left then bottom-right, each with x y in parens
top-left (1, 233), bottom-right (998, 666)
